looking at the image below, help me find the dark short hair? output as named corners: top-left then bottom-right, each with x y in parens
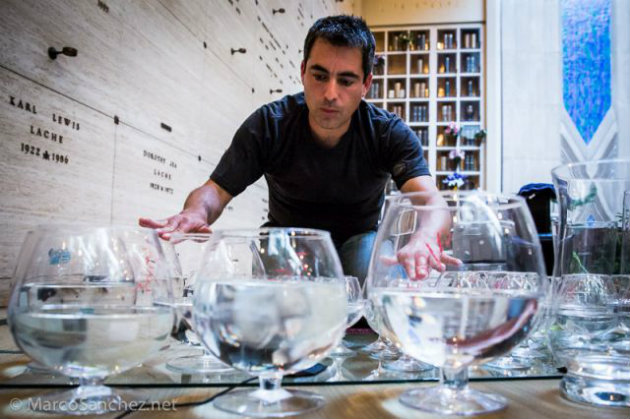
top-left (303, 15), bottom-right (375, 81)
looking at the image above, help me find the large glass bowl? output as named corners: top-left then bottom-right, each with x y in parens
top-left (8, 225), bottom-right (175, 415)
top-left (192, 228), bottom-right (347, 417)
top-left (366, 191), bottom-right (547, 415)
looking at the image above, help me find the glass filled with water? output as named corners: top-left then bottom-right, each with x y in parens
top-left (8, 225), bottom-right (176, 415)
top-left (366, 191), bottom-right (547, 415)
top-left (192, 228), bottom-right (347, 417)
top-left (326, 275), bottom-right (364, 381)
top-left (549, 159), bottom-right (630, 407)
top-left (161, 233), bottom-right (234, 374)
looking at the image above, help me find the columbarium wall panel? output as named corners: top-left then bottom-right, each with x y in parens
top-left (0, 68), bottom-right (115, 292)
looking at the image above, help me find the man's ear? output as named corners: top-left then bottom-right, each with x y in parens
top-left (300, 60), bottom-right (306, 84)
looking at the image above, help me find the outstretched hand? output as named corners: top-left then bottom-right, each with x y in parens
top-left (381, 232), bottom-right (462, 280)
top-left (138, 210), bottom-right (211, 240)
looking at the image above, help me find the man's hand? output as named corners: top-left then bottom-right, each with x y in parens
top-left (139, 209), bottom-right (211, 240)
top-left (382, 232), bottom-right (461, 280)
top-left (139, 180), bottom-right (232, 240)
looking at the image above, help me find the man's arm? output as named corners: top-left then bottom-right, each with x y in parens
top-left (388, 175), bottom-right (461, 279)
top-left (138, 179), bottom-right (233, 240)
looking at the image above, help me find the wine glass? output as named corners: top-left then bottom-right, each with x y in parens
top-left (326, 276), bottom-right (364, 381)
top-left (8, 225), bottom-right (176, 415)
top-left (366, 191), bottom-right (547, 415)
top-left (192, 228), bottom-right (347, 417)
top-left (361, 296), bottom-right (404, 381)
top-left (360, 284), bottom-right (401, 362)
top-left (329, 276), bottom-right (364, 356)
top-left (162, 233), bottom-right (233, 374)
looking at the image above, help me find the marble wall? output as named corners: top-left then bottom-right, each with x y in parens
top-left (0, 0), bottom-right (355, 305)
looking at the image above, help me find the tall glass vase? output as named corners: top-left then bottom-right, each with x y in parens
top-left (549, 159), bottom-right (630, 407)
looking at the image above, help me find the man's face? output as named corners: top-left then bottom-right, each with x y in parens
top-left (301, 39), bottom-right (372, 139)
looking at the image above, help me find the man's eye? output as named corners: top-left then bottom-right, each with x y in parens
top-left (339, 78), bottom-right (354, 87)
top-left (313, 74), bottom-right (327, 81)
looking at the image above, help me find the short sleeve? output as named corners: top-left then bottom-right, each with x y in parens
top-left (210, 108), bottom-right (271, 197)
top-left (380, 117), bottom-right (431, 189)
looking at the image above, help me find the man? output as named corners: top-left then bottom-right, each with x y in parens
top-left (140, 15), bottom-right (449, 281)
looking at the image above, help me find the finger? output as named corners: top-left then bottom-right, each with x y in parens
top-left (379, 255), bottom-right (399, 266)
top-left (440, 253), bottom-right (463, 267)
top-left (138, 217), bottom-right (168, 229)
top-left (156, 218), bottom-right (183, 240)
top-left (401, 253), bottom-right (416, 280)
top-left (427, 255), bottom-right (446, 273)
top-left (416, 255), bottom-right (428, 279)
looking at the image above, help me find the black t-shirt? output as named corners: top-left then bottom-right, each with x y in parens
top-left (211, 92), bottom-right (430, 245)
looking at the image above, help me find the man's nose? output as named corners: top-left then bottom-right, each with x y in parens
top-left (323, 80), bottom-right (338, 102)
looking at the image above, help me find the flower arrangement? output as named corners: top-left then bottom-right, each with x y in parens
top-left (474, 129), bottom-right (486, 146)
top-left (442, 121), bottom-right (467, 189)
top-left (444, 121), bottom-right (459, 146)
top-left (397, 33), bottom-right (410, 50)
top-left (443, 172), bottom-right (467, 190)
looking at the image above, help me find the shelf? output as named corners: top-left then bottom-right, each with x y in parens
top-left (436, 146), bottom-right (481, 150)
top-left (370, 24), bottom-right (485, 189)
top-left (436, 171), bottom-right (480, 176)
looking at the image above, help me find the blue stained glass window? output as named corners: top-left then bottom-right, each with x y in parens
top-left (561, 0), bottom-right (611, 144)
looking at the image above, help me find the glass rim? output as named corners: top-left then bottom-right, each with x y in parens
top-left (385, 190), bottom-right (527, 211)
top-left (29, 223), bottom-right (157, 234)
top-left (551, 158), bottom-right (630, 181)
top-left (172, 227), bottom-right (333, 240)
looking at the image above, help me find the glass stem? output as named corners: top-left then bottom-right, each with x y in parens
top-left (252, 373), bottom-right (291, 403)
top-left (440, 367), bottom-right (468, 391)
top-left (331, 357), bottom-right (344, 380)
top-left (259, 373), bottom-right (283, 392)
top-left (76, 377), bottom-right (111, 399)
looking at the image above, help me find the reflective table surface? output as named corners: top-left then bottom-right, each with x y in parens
top-left (0, 317), bottom-right (627, 419)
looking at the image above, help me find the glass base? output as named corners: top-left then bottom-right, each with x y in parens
top-left (383, 357), bottom-right (433, 373)
top-left (560, 355), bottom-right (630, 407)
top-left (510, 346), bottom-right (547, 360)
top-left (328, 342), bottom-right (355, 358)
top-left (369, 348), bottom-right (400, 361)
top-left (26, 385), bottom-right (136, 415)
top-left (359, 338), bottom-right (388, 355)
top-left (166, 354), bottom-right (233, 374)
top-left (25, 361), bottom-right (52, 374)
top-left (213, 388), bottom-right (325, 417)
top-left (400, 385), bottom-right (507, 416)
top-left (484, 356), bottom-right (532, 371)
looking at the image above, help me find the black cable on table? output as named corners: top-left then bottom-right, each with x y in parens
top-left (113, 376), bottom-right (257, 419)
